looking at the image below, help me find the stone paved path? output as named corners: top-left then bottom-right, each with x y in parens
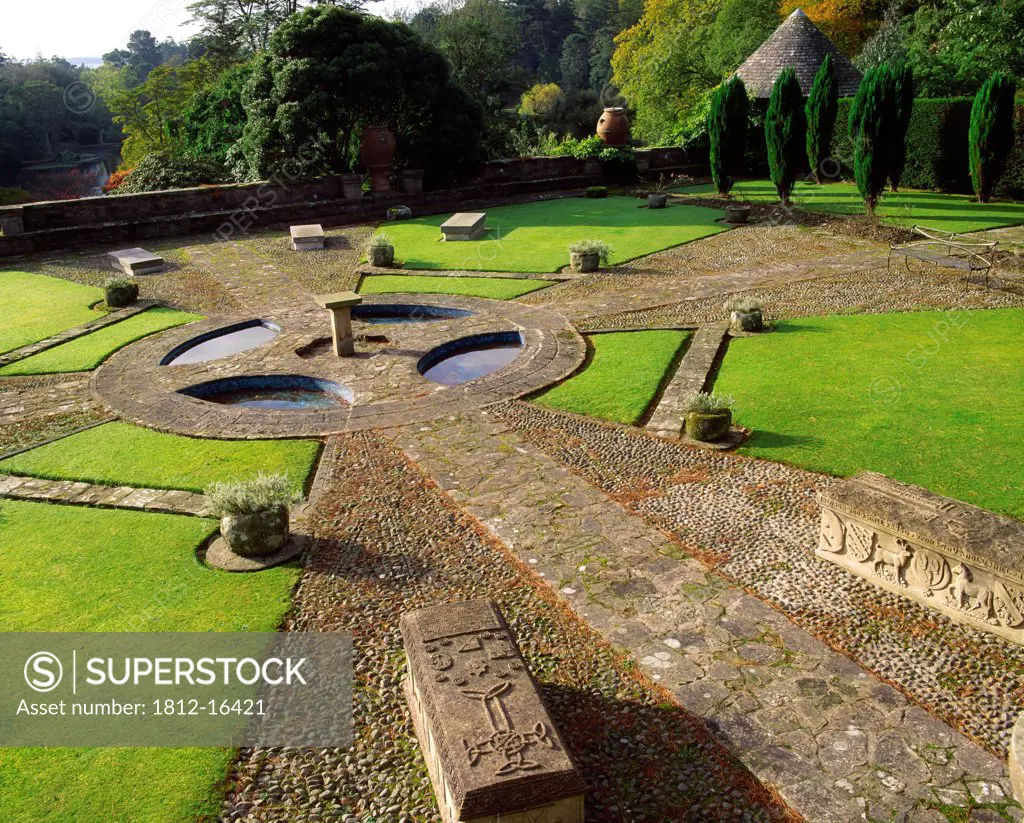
top-left (645, 324), bottom-right (727, 438)
top-left (0, 301), bottom-right (155, 368)
top-left (0, 374), bottom-right (103, 425)
top-left (186, 240), bottom-right (317, 313)
top-left (0, 473), bottom-right (207, 515)
top-left (391, 409), bottom-right (1018, 823)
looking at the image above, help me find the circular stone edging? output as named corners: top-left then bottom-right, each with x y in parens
top-left (204, 534), bottom-right (308, 572)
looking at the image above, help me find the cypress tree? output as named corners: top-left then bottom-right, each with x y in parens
top-left (849, 64), bottom-right (893, 214)
top-left (969, 72), bottom-right (1017, 203)
top-left (889, 62), bottom-right (914, 191)
top-left (765, 67), bottom-right (806, 206)
top-left (708, 76), bottom-right (748, 196)
top-left (805, 53), bottom-right (838, 184)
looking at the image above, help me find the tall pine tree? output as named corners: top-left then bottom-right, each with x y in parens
top-left (708, 76), bottom-right (748, 196)
top-left (889, 62), bottom-right (914, 191)
top-left (766, 67), bottom-right (806, 206)
top-left (969, 73), bottom-right (1017, 203)
top-left (849, 64), bottom-right (894, 214)
top-left (805, 53), bottom-right (838, 184)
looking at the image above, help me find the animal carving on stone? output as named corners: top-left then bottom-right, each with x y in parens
top-left (951, 563), bottom-right (994, 620)
top-left (873, 539), bottom-right (911, 587)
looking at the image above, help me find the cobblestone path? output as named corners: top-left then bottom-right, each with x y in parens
top-left (392, 408), bottom-right (1020, 823)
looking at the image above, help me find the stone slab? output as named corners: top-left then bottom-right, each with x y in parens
top-left (314, 291), bottom-right (362, 310)
top-left (108, 247), bottom-right (164, 275)
top-left (400, 599), bottom-right (585, 823)
top-left (1011, 712), bottom-right (1024, 803)
top-left (290, 224), bottom-right (325, 250)
top-left (817, 472), bottom-right (1024, 644)
top-left (205, 534), bottom-right (307, 572)
top-left (441, 213), bottom-right (487, 242)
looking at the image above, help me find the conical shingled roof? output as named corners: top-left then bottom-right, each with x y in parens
top-left (735, 8), bottom-right (862, 98)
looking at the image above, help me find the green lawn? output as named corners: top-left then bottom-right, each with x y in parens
top-left (0, 308), bottom-right (202, 376)
top-left (0, 421), bottom-right (320, 494)
top-left (358, 274), bottom-right (556, 299)
top-left (372, 196), bottom-right (730, 273)
top-left (0, 271), bottom-right (104, 355)
top-left (680, 180), bottom-right (1024, 233)
top-left (0, 500), bottom-right (298, 823)
top-left (714, 309), bottom-right (1024, 518)
top-left (532, 330), bottom-right (690, 424)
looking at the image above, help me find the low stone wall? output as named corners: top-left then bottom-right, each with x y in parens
top-left (0, 148), bottom-right (698, 257)
top-left (817, 472), bottom-right (1024, 644)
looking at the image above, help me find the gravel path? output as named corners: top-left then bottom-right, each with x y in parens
top-left (220, 432), bottom-right (796, 823)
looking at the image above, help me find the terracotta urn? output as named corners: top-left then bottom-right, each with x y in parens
top-left (361, 125), bottom-right (397, 171)
top-left (596, 107), bottom-right (630, 147)
top-left (221, 505), bottom-right (289, 557)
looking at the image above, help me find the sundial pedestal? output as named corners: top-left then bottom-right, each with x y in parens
top-left (314, 291), bottom-right (362, 357)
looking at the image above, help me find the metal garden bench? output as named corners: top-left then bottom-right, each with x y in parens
top-left (888, 225), bottom-right (998, 287)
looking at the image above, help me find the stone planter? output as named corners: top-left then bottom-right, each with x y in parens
top-left (647, 193), bottom-right (668, 209)
top-left (569, 251), bottom-right (600, 273)
top-left (104, 281), bottom-right (139, 308)
top-left (730, 309), bottom-right (763, 333)
top-left (400, 169), bottom-right (424, 195)
top-left (685, 409), bottom-right (732, 442)
top-left (724, 205), bottom-right (751, 224)
top-left (368, 244), bottom-right (395, 267)
top-left (221, 505), bottom-right (289, 558)
top-left (341, 173), bottom-right (364, 200)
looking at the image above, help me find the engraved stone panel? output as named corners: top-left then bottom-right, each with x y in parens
top-left (400, 599), bottom-right (585, 823)
top-left (816, 472), bottom-right (1024, 644)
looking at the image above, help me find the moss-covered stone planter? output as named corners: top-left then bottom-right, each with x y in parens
top-left (648, 193), bottom-right (668, 209)
top-left (724, 205), bottom-right (751, 224)
top-left (221, 504), bottom-right (289, 557)
top-left (569, 251), bottom-right (600, 273)
top-left (730, 309), bottom-right (763, 333)
top-left (685, 409), bottom-right (732, 442)
top-left (368, 244), bottom-right (395, 267)
top-left (104, 281), bottom-right (139, 308)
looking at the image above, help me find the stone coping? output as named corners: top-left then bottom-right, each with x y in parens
top-left (400, 599), bottom-right (585, 821)
top-left (821, 472), bottom-right (1024, 583)
top-left (314, 291), bottom-right (362, 309)
top-left (92, 293), bottom-right (585, 439)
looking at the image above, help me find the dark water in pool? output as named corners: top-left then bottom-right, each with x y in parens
top-left (352, 305), bottom-right (472, 325)
top-left (199, 388), bottom-right (344, 410)
top-left (164, 324), bottom-right (278, 365)
top-left (420, 342), bottom-right (522, 386)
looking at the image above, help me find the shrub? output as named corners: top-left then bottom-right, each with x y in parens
top-left (102, 168), bottom-right (133, 194)
top-left (708, 76), bottom-right (748, 196)
top-left (0, 187), bottom-right (31, 206)
top-left (850, 64), bottom-right (895, 214)
top-left (117, 152), bottom-right (226, 194)
top-left (569, 239), bottom-right (612, 263)
top-left (367, 233), bottom-right (393, 252)
top-left (806, 53), bottom-right (839, 184)
top-left (586, 186), bottom-right (609, 198)
top-left (969, 73), bottom-right (1018, 203)
top-left (765, 68), bottom-right (806, 205)
top-left (202, 473), bottom-right (298, 517)
top-left (103, 277), bottom-right (139, 307)
top-left (889, 63), bottom-right (915, 191)
top-left (684, 392), bottom-right (733, 413)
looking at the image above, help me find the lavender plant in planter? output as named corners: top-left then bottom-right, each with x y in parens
top-left (366, 233), bottom-right (395, 267)
top-left (683, 392), bottom-right (734, 442)
top-left (568, 239), bottom-right (612, 273)
top-left (724, 296), bottom-right (764, 333)
top-left (203, 473), bottom-right (298, 557)
top-left (104, 277), bottom-right (139, 308)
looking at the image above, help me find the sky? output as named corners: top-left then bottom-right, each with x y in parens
top-left (2, 0), bottom-right (424, 62)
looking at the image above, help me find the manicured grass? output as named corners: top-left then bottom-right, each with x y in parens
top-left (680, 180), bottom-right (1024, 233)
top-left (359, 274), bottom-right (556, 299)
top-left (0, 271), bottom-right (104, 354)
top-left (0, 500), bottom-right (298, 823)
top-left (0, 307), bottom-right (202, 376)
top-left (371, 196), bottom-right (730, 273)
top-left (0, 421), bottom-right (320, 494)
top-left (532, 330), bottom-right (690, 424)
top-left (714, 309), bottom-right (1024, 518)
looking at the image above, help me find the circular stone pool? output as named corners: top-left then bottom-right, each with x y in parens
top-left (418, 332), bottom-right (524, 386)
top-left (161, 320), bottom-right (281, 366)
top-left (180, 375), bottom-right (352, 409)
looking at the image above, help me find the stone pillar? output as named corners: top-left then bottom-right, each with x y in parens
top-left (314, 291), bottom-right (363, 357)
top-left (0, 208), bottom-right (25, 236)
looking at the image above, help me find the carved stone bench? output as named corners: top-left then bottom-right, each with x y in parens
top-left (441, 213), bottom-right (487, 242)
top-left (108, 247), bottom-right (165, 275)
top-left (400, 599), bottom-right (585, 823)
top-left (817, 472), bottom-right (1024, 644)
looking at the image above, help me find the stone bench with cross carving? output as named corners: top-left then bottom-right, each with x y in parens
top-left (817, 472), bottom-right (1024, 644)
top-left (400, 598), bottom-right (585, 823)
